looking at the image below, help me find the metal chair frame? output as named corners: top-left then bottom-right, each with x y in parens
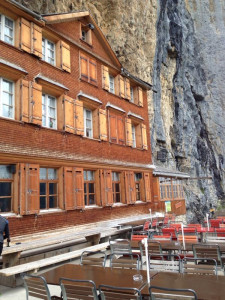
top-left (22, 274), bottom-right (52, 300)
top-left (149, 285), bottom-right (197, 300)
top-left (60, 278), bottom-right (98, 300)
top-left (182, 257), bottom-right (218, 275)
top-left (149, 254), bottom-right (182, 273)
top-left (80, 250), bottom-right (107, 267)
top-left (99, 284), bottom-right (142, 300)
top-left (110, 239), bottom-right (132, 255)
top-left (110, 253), bottom-right (141, 270)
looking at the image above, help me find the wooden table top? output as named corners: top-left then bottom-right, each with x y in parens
top-left (41, 264), bottom-right (157, 290)
top-left (119, 219), bottom-right (150, 227)
top-left (141, 272), bottom-right (225, 300)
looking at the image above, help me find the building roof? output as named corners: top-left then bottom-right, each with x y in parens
top-left (153, 166), bottom-right (190, 178)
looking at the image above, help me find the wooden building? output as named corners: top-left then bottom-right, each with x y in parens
top-left (0, 0), bottom-right (187, 237)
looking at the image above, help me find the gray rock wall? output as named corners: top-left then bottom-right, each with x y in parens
top-left (14, 0), bottom-right (225, 221)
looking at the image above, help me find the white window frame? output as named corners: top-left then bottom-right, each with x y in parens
top-left (132, 124), bottom-right (136, 148)
top-left (130, 86), bottom-right (134, 103)
top-left (0, 77), bottom-right (14, 119)
top-left (84, 108), bottom-right (93, 138)
top-left (0, 14), bottom-right (14, 45)
top-left (42, 93), bottom-right (57, 129)
top-left (109, 75), bottom-right (115, 94)
top-left (42, 37), bottom-right (56, 65)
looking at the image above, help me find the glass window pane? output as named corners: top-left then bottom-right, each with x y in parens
top-left (88, 183), bottom-right (95, 193)
top-left (87, 171), bottom-right (94, 181)
top-left (89, 194), bottom-right (95, 205)
top-left (0, 166), bottom-right (12, 179)
top-left (49, 196), bottom-right (57, 208)
top-left (40, 183), bottom-right (46, 195)
top-left (40, 197), bottom-right (46, 209)
top-left (48, 168), bottom-right (57, 180)
top-left (40, 168), bottom-right (47, 180)
top-left (0, 182), bottom-right (11, 196)
top-left (115, 183), bottom-right (120, 193)
top-left (49, 183), bottom-right (57, 194)
top-left (0, 198), bottom-right (11, 212)
top-left (83, 171), bottom-right (87, 181)
top-left (84, 194), bottom-right (87, 206)
top-left (115, 193), bottom-right (120, 203)
top-left (84, 183), bottom-right (87, 193)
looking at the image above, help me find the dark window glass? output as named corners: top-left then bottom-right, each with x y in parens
top-left (0, 182), bottom-right (11, 196)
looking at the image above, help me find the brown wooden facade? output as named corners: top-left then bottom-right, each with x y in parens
top-left (0, 1), bottom-right (166, 236)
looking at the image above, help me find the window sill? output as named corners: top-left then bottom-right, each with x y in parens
top-left (82, 136), bottom-right (101, 142)
top-left (80, 78), bottom-right (98, 88)
top-left (134, 201), bottom-right (146, 205)
top-left (104, 89), bottom-right (142, 108)
top-left (80, 38), bottom-right (93, 48)
top-left (112, 203), bottom-right (127, 207)
top-left (84, 205), bottom-right (101, 210)
top-left (39, 208), bottom-right (64, 214)
top-left (0, 212), bottom-right (18, 217)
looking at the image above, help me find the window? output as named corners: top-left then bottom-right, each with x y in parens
top-left (159, 177), bottom-right (184, 200)
top-left (112, 172), bottom-right (121, 203)
top-left (109, 75), bottom-right (115, 93)
top-left (0, 78), bottom-right (14, 119)
top-left (130, 86), bottom-right (134, 103)
top-left (42, 38), bottom-right (55, 65)
top-left (40, 168), bottom-right (58, 209)
top-left (42, 93), bottom-right (57, 129)
top-left (0, 165), bottom-right (13, 212)
top-left (84, 170), bottom-right (95, 206)
top-left (81, 29), bottom-right (87, 41)
top-left (80, 25), bottom-right (92, 45)
top-left (84, 108), bottom-right (93, 138)
top-left (135, 173), bottom-right (142, 201)
top-left (131, 124), bottom-right (136, 147)
top-left (0, 14), bottom-right (14, 45)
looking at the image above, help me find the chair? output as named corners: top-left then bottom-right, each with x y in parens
top-left (110, 239), bottom-right (132, 255)
top-left (151, 233), bottom-right (172, 242)
top-left (162, 227), bottom-right (178, 240)
top-left (80, 250), bottom-right (107, 267)
top-left (192, 244), bottom-right (224, 269)
top-left (149, 254), bottom-right (181, 273)
top-left (182, 257), bottom-right (217, 275)
top-left (22, 274), bottom-right (61, 300)
top-left (210, 219), bottom-right (222, 228)
top-left (60, 278), bottom-right (98, 300)
top-left (177, 234), bottom-right (198, 244)
top-left (149, 286), bottom-right (197, 300)
top-left (215, 228), bottom-right (225, 237)
top-left (205, 232), bottom-right (225, 243)
top-left (139, 240), bottom-right (162, 266)
top-left (110, 253), bottom-right (140, 270)
top-left (99, 284), bottom-right (142, 300)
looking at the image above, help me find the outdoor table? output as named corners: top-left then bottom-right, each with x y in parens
top-left (119, 219), bottom-right (150, 227)
top-left (196, 227), bottom-right (215, 242)
top-left (141, 272), bottom-right (225, 300)
top-left (41, 263), bottom-right (157, 290)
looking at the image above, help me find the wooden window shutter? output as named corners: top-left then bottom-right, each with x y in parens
top-left (18, 79), bottom-right (30, 123)
top-left (63, 95), bottom-right (75, 133)
top-left (64, 167), bottom-right (75, 210)
top-left (117, 116), bottom-right (125, 145)
top-left (125, 118), bottom-right (133, 146)
top-left (89, 58), bottom-right (97, 84)
top-left (138, 87), bottom-right (143, 107)
top-left (92, 108), bottom-right (99, 139)
top-left (102, 66), bottom-right (109, 91)
top-left (100, 170), bottom-right (113, 206)
top-left (136, 124), bottom-right (142, 148)
top-left (152, 175), bottom-right (160, 203)
top-left (125, 78), bottom-right (131, 100)
top-left (109, 113), bottom-right (117, 143)
top-left (74, 168), bottom-right (84, 209)
top-left (60, 41), bottom-right (71, 73)
top-left (119, 75), bottom-right (125, 98)
top-left (99, 109), bottom-right (107, 141)
top-left (80, 54), bottom-right (88, 81)
top-left (144, 172), bottom-right (152, 202)
top-left (31, 23), bottom-right (42, 58)
top-left (31, 82), bottom-right (42, 125)
top-left (19, 18), bottom-right (31, 53)
top-left (74, 99), bottom-right (84, 136)
top-left (20, 163), bottom-right (40, 215)
top-left (141, 124), bottom-right (148, 150)
top-left (125, 171), bottom-right (136, 204)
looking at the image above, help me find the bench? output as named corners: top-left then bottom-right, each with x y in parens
top-left (0, 241), bottom-right (110, 287)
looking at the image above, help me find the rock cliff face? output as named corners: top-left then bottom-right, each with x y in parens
top-left (16, 0), bottom-right (225, 221)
